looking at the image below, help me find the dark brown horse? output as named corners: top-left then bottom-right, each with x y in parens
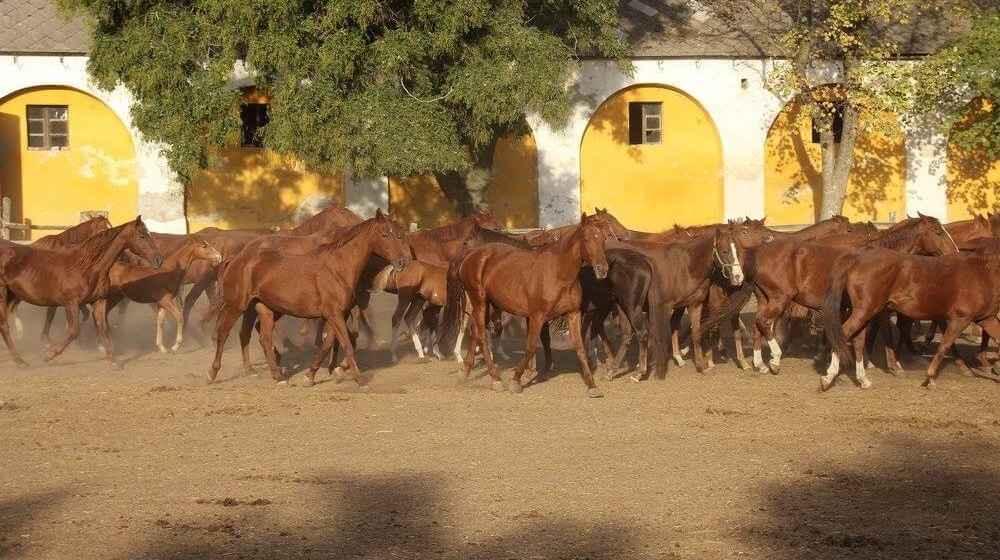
top-left (0, 217), bottom-right (164, 367)
top-left (436, 213), bottom-right (616, 397)
top-left (824, 250), bottom-right (1000, 389)
top-left (97, 238), bottom-right (223, 356)
top-left (206, 210), bottom-right (410, 385)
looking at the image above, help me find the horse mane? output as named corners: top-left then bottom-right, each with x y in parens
top-left (473, 225), bottom-right (532, 249)
top-left (872, 218), bottom-right (930, 249)
top-left (315, 218), bottom-right (381, 252)
top-left (56, 218), bottom-right (108, 244)
top-left (69, 221), bottom-right (132, 267)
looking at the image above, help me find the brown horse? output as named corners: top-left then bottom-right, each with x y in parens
top-left (206, 210), bottom-right (410, 385)
top-left (404, 209), bottom-right (504, 267)
top-left (0, 217), bottom-right (164, 367)
top-left (715, 216), bottom-right (957, 379)
top-left (436, 213), bottom-right (615, 397)
top-left (522, 208), bottom-right (630, 246)
top-left (824, 250), bottom-right (1000, 389)
top-left (96, 238), bottom-right (223, 356)
top-left (372, 260), bottom-right (448, 362)
top-left (7, 216), bottom-right (113, 341)
top-left (286, 204), bottom-right (363, 235)
top-left (947, 214), bottom-right (993, 245)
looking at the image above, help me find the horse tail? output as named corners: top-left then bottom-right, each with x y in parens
top-left (201, 258), bottom-right (232, 330)
top-left (822, 255), bottom-right (857, 363)
top-left (436, 258), bottom-right (467, 353)
top-left (645, 259), bottom-right (668, 377)
top-left (701, 281), bottom-right (755, 333)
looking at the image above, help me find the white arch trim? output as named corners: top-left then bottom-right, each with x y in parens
top-left (0, 55), bottom-right (187, 233)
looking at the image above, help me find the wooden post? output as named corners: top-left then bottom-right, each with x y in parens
top-left (1, 196), bottom-right (11, 241)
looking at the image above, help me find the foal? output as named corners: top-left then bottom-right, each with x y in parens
top-left (0, 217), bottom-right (163, 367)
top-left (97, 238), bottom-right (223, 355)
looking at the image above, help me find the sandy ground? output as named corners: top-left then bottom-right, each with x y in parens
top-left (3, 294), bottom-right (1000, 559)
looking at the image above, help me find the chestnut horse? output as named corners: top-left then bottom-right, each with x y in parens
top-left (8, 216), bottom-right (113, 341)
top-left (712, 216), bottom-right (957, 379)
top-left (372, 260), bottom-right (448, 362)
top-left (0, 217), bottom-right (164, 367)
top-left (824, 250), bottom-right (1000, 389)
top-left (436, 213), bottom-right (614, 397)
top-left (206, 210), bottom-right (410, 385)
top-left (96, 238), bottom-right (223, 357)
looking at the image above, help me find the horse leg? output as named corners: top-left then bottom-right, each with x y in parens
top-left (155, 307), bottom-right (169, 353)
top-left (388, 291), bottom-right (412, 363)
top-left (250, 303), bottom-right (284, 383)
top-left (325, 311), bottom-right (364, 386)
top-left (41, 306), bottom-right (57, 348)
top-left (976, 317), bottom-right (1000, 375)
top-left (568, 310), bottom-right (602, 398)
top-left (850, 325), bottom-right (873, 389)
top-left (403, 298), bottom-right (429, 362)
top-left (183, 278), bottom-right (210, 342)
top-left (91, 298), bottom-right (120, 369)
top-left (753, 294), bottom-right (787, 375)
top-left (539, 320), bottom-right (553, 379)
top-left (239, 307), bottom-right (259, 376)
top-left (0, 295), bottom-right (28, 367)
top-left (923, 318), bottom-right (972, 388)
top-left (670, 308), bottom-right (686, 368)
top-left (163, 297), bottom-right (184, 352)
top-left (507, 314), bottom-right (544, 394)
top-left (688, 302), bottom-right (711, 373)
top-left (612, 308), bottom-right (636, 378)
top-left (208, 307), bottom-right (241, 383)
top-left (474, 302), bottom-right (502, 391)
top-left (44, 304), bottom-right (81, 363)
top-left (454, 308), bottom-right (469, 363)
top-left (879, 312), bottom-right (903, 374)
top-left (731, 313), bottom-right (750, 370)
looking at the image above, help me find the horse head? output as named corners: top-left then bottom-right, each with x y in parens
top-left (591, 208), bottom-right (630, 241)
top-left (126, 216), bottom-right (165, 268)
top-left (472, 208), bottom-right (503, 231)
top-left (914, 214), bottom-right (959, 255)
top-left (579, 212), bottom-right (609, 279)
top-left (191, 237), bottom-right (223, 265)
top-left (371, 209), bottom-right (412, 271)
top-left (713, 223), bottom-right (748, 287)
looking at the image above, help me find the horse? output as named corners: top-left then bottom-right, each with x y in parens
top-left (522, 208), bottom-right (631, 246)
top-left (405, 209), bottom-right (504, 267)
top-left (206, 210), bottom-right (410, 385)
top-left (436, 213), bottom-right (617, 397)
top-left (946, 214), bottom-right (993, 245)
top-left (372, 260), bottom-right (448, 362)
top-left (95, 237), bottom-right (223, 356)
top-left (0, 217), bottom-right (164, 367)
top-left (711, 216), bottom-right (958, 379)
top-left (7, 216), bottom-right (113, 341)
top-left (824, 250), bottom-right (1000, 389)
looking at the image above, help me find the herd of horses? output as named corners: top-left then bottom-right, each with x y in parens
top-left (2, 204), bottom-right (999, 397)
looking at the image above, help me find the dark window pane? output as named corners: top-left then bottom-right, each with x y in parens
top-left (48, 120), bottom-right (68, 134)
top-left (47, 107), bottom-right (68, 121)
top-left (645, 129), bottom-right (661, 144)
top-left (628, 102), bottom-right (643, 145)
top-left (49, 134), bottom-right (68, 148)
top-left (27, 134), bottom-right (45, 148)
top-left (241, 103), bottom-right (269, 148)
top-left (643, 103), bottom-right (661, 116)
top-left (27, 106), bottom-right (43, 119)
top-left (27, 120), bottom-right (43, 134)
top-left (645, 116), bottom-right (660, 130)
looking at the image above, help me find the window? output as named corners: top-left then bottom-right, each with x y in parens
top-left (240, 103), bottom-right (269, 148)
top-left (811, 104), bottom-right (844, 144)
top-left (628, 102), bottom-right (662, 145)
top-left (26, 105), bottom-right (69, 149)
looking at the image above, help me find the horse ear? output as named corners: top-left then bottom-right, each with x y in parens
top-left (375, 208), bottom-right (384, 218)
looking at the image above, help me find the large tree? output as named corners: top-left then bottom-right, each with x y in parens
top-left (701, 0), bottom-right (964, 220)
top-left (60, 0), bottom-right (627, 214)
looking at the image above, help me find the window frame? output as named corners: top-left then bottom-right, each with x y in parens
top-left (628, 101), bottom-right (663, 146)
top-left (26, 105), bottom-right (70, 151)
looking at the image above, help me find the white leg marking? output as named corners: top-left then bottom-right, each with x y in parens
top-left (827, 353), bottom-right (840, 375)
top-left (454, 314), bottom-right (467, 362)
top-left (155, 308), bottom-right (168, 353)
top-left (856, 360), bottom-right (872, 389)
top-left (753, 348), bottom-right (763, 369)
top-left (673, 353), bottom-right (686, 367)
top-left (767, 338), bottom-right (782, 368)
top-left (412, 333), bottom-right (426, 359)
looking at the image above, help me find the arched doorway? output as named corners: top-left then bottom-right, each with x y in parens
top-left (389, 131), bottom-right (540, 229)
top-left (764, 98), bottom-right (907, 225)
top-left (0, 86), bottom-right (139, 240)
top-left (946, 99), bottom-right (1000, 220)
top-left (580, 84), bottom-right (723, 230)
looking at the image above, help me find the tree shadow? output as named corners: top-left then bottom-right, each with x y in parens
top-left (740, 434), bottom-right (1000, 559)
top-left (120, 472), bottom-right (653, 559)
top-left (0, 489), bottom-right (67, 558)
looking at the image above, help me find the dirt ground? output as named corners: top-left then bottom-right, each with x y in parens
top-left (3, 294), bottom-right (1000, 560)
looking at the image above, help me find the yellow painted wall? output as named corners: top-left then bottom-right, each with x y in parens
top-left (947, 100), bottom-right (1000, 220)
top-left (389, 132), bottom-right (539, 229)
top-left (0, 86), bottom-right (138, 240)
top-left (186, 148), bottom-right (344, 231)
top-left (580, 85), bottom-right (723, 230)
top-left (765, 102), bottom-right (906, 225)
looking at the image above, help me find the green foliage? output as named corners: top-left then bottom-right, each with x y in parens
top-left (59, 1), bottom-right (627, 183)
top-left (917, 8), bottom-right (1000, 157)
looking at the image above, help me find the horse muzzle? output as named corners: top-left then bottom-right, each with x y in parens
top-left (730, 270), bottom-right (745, 286)
top-left (593, 264), bottom-right (608, 279)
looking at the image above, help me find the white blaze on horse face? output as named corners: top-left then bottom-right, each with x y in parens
top-left (729, 242), bottom-right (744, 286)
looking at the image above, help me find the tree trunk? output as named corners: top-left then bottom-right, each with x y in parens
top-left (433, 136), bottom-right (499, 217)
top-left (818, 103), bottom-right (860, 220)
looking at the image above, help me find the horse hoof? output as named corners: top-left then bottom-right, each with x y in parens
top-left (820, 378), bottom-right (834, 392)
top-left (673, 357), bottom-right (686, 368)
top-left (416, 357), bottom-right (431, 364)
top-left (157, 347), bottom-right (168, 354)
top-left (587, 387), bottom-right (604, 398)
top-left (109, 361), bottom-right (123, 371)
top-left (992, 362), bottom-right (1000, 376)
top-left (629, 374), bottom-right (643, 383)
top-left (859, 380), bottom-right (873, 390)
top-left (507, 379), bottom-right (523, 394)
top-left (922, 379), bottom-right (936, 389)
top-left (302, 377), bottom-right (314, 388)
top-left (276, 380), bottom-right (289, 386)
top-left (43, 352), bottom-right (57, 363)
top-left (491, 380), bottom-right (504, 392)
top-left (769, 365), bottom-right (780, 375)
top-left (737, 359), bottom-right (752, 371)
